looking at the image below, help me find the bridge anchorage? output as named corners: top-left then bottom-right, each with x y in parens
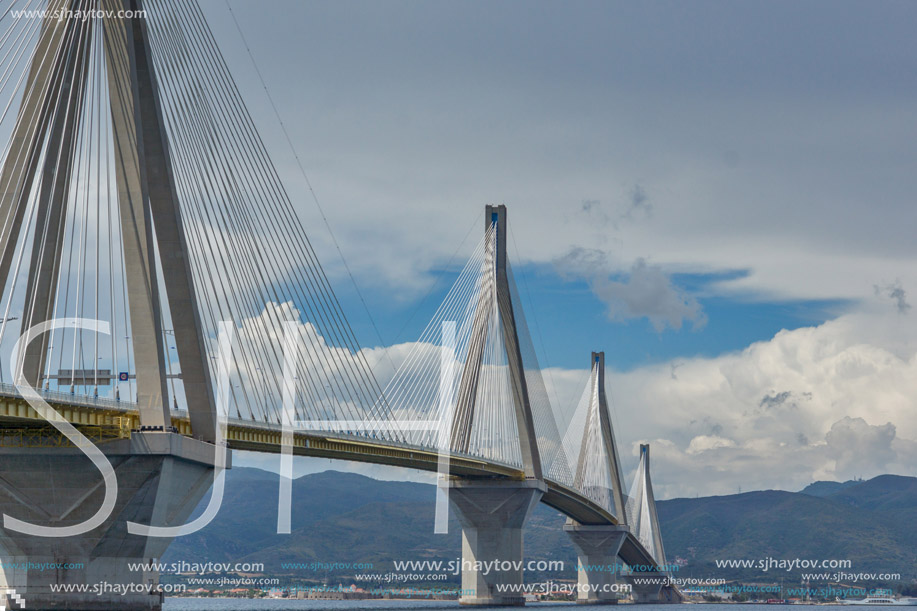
top-left (0, 2), bottom-right (676, 610)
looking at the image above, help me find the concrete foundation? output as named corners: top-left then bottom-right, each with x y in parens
top-left (623, 574), bottom-right (682, 603)
top-left (448, 479), bottom-right (546, 606)
top-left (563, 522), bottom-right (627, 604)
top-left (627, 576), bottom-right (664, 603)
top-left (658, 584), bottom-right (683, 603)
top-left (0, 432), bottom-right (224, 610)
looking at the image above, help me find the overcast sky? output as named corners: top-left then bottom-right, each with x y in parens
top-left (199, 0), bottom-right (917, 498)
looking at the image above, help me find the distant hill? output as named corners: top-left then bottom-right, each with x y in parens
top-left (658, 487), bottom-right (913, 581)
top-left (163, 468), bottom-right (917, 585)
top-left (819, 474), bottom-right (917, 552)
top-left (165, 468), bottom-right (578, 579)
top-left (799, 479), bottom-right (861, 497)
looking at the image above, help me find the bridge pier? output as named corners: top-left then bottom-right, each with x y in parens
top-left (627, 577), bottom-right (664, 603)
top-left (563, 522), bottom-right (627, 604)
top-left (448, 479), bottom-right (546, 606)
top-left (625, 574), bottom-right (681, 603)
top-left (0, 432), bottom-right (224, 610)
top-left (658, 584), bottom-right (683, 603)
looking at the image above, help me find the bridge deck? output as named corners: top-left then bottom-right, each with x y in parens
top-left (0, 387), bottom-right (664, 571)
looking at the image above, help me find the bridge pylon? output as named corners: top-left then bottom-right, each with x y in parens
top-left (447, 205), bottom-right (546, 606)
top-left (624, 443), bottom-right (681, 603)
top-left (0, 1), bottom-right (219, 440)
top-left (448, 205), bottom-right (542, 479)
top-left (563, 351), bottom-right (629, 604)
top-left (0, 5), bottom-right (223, 609)
top-left (625, 444), bottom-right (666, 569)
top-left (573, 352), bottom-right (627, 519)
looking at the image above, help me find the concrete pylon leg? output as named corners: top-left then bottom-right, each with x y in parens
top-left (627, 580), bottom-right (681, 603)
top-left (627, 577), bottom-right (664, 603)
top-left (564, 522), bottom-right (627, 604)
top-left (448, 479), bottom-right (546, 606)
top-left (630, 584), bottom-right (663, 603)
top-left (658, 584), bottom-right (683, 603)
top-left (0, 433), bottom-right (225, 610)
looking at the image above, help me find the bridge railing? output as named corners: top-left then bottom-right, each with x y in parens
top-left (0, 382), bottom-right (130, 413)
top-left (0, 384), bottom-right (527, 471)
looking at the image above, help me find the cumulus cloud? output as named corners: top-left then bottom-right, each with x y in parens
top-left (825, 417), bottom-right (897, 478)
top-left (554, 248), bottom-right (705, 331)
top-left (686, 435), bottom-right (736, 455)
top-left (231, 304), bottom-right (917, 501)
top-left (535, 309), bottom-right (917, 499)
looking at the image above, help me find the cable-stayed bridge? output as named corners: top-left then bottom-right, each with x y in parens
top-left (0, 1), bottom-right (678, 608)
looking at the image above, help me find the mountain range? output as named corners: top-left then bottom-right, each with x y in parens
top-left (163, 468), bottom-right (917, 585)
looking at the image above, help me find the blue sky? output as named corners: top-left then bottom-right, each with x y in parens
top-left (196, 0), bottom-right (917, 495)
top-left (203, 0), bottom-right (917, 497)
top-left (332, 261), bottom-right (850, 372)
top-left (198, 0), bottom-right (917, 338)
top-left (0, 0), bottom-right (908, 498)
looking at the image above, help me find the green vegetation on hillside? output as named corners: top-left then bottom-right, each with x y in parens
top-left (164, 468), bottom-right (917, 588)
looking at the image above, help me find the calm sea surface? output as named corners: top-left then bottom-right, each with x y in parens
top-left (163, 602), bottom-right (901, 611)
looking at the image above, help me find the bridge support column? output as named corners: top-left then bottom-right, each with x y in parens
top-left (563, 522), bottom-right (627, 604)
top-left (626, 576), bottom-right (665, 603)
top-left (0, 432), bottom-right (225, 610)
top-left (449, 479), bottom-right (546, 606)
top-left (658, 584), bottom-right (683, 603)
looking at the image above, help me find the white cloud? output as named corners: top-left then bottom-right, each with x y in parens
top-left (230, 303), bottom-right (917, 501)
top-left (686, 435), bottom-right (736, 455)
top-left (579, 309), bottom-right (917, 498)
top-left (554, 249), bottom-right (705, 332)
top-left (825, 417), bottom-right (896, 477)
top-left (200, 0), bottom-right (917, 306)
